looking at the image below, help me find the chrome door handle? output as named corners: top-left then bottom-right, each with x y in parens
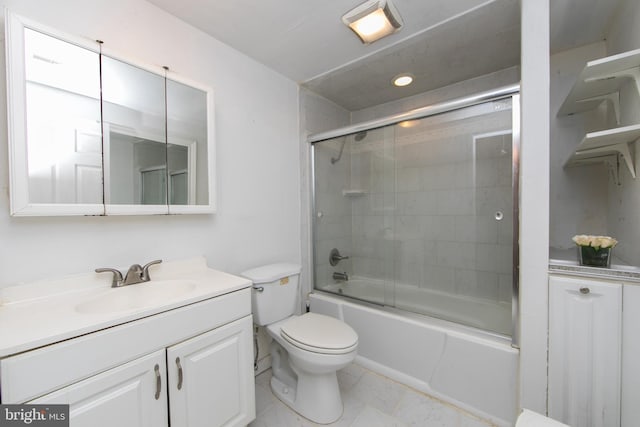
top-left (176, 357), bottom-right (183, 390)
top-left (154, 364), bottom-right (161, 400)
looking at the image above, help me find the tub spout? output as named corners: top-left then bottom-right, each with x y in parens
top-left (333, 272), bottom-right (349, 282)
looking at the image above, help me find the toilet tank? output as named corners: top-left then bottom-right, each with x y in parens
top-left (241, 263), bottom-right (302, 326)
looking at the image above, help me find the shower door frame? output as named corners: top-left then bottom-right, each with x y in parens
top-left (308, 84), bottom-right (521, 347)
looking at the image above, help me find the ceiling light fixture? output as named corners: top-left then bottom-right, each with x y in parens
top-left (393, 74), bottom-right (413, 87)
top-left (342, 0), bottom-right (403, 44)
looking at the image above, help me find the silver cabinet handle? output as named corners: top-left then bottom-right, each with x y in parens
top-left (176, 357), bottom-right (183, 390)
top-left (580, 287), bottom-right (590, 294)
top-left (154, 364), bottom-right (161, 400)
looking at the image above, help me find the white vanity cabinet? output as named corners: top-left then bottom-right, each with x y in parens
top-left (548, 274), bottom-right (622, 427)
top-left (168, 316), bottom-right (254, 427)
top-left (0, 287), bottom-right (255, 427)
top-left (30, 350), bottom-right (169, 427)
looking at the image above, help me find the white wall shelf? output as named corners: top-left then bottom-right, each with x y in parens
top-left (564, 124), bottom-right (640, 180)
top-left (558, 48), bottom-right (640, 118)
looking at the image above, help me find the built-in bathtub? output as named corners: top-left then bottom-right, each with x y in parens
top-left (309, 290), bottom-right (518, 426)
top-left (318, 278), bottom-right (512, 335)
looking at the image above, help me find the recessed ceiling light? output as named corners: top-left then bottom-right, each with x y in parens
top-left (342, 0), bottom-right (403, 44)
top-left (393, 74), bottom-right (413, 87)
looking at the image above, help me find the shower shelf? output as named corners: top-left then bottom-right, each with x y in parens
top-left (557, 48), bottom-right (640, 120)
top-left (564, 123), bottom-right (640, 180)
top-left (342, 189), bottom-right (367, 197)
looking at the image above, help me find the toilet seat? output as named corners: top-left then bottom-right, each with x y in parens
top-left (280, 313), bottom-right (358, 355)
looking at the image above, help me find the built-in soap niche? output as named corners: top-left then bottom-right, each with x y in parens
top-left (5, 12), bottom-right (216, 216)
top-left (558, 48), bottom-right (640, 185)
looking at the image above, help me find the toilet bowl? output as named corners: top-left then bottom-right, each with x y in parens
top-left (267, 313), bottom-right (357, 423)
top-left (241, 263), bottom-right (358, 424)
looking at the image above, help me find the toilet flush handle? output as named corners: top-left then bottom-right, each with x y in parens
top-left (253, 286), bottom-right (264, 292)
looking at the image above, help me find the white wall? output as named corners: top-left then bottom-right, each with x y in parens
top-left (606, 0), bottom-right (640, 56)
top-left (604, 0), bottom-right (640, 265)
top-left (0, 0), bottom-right (300, 287)
top-left (549, 42), bottom-right (609, 250)
top-left (519, 0), bottom-right (549, 415)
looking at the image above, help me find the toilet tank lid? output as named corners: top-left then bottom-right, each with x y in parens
top-left (240, 263), bottom-right (301, 284)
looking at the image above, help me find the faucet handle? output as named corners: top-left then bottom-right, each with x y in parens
top-left (329, 248), bottom-right (349, 266)
top-left (142, 259), bottom-right (163, 281)
top-left (95, 268), bottom-right (124, 287)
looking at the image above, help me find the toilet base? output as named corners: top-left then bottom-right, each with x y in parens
top-left (270, 373), bottom-right (343, 424)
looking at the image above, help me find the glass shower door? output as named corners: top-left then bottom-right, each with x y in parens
top-left (313, 126), bottom-right (396, 306)
top-left (312, 94), bottom-right (517, 337)
top-left (391, 99), bottom-right (514, 335)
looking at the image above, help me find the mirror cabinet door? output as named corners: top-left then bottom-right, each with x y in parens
top-left (166, 79), bottom-right (211, 212)
top-left (11, 24), bottom-right (104, 215)
top-left (101, 56), bottom-right (168, 214)
top-left (7, 12), bottom-right (215, 216)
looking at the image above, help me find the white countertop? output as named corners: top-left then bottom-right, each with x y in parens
top-left (0, 257), bottom-right (251, 358)
top-left (549, 247), bottom-right (640, 282)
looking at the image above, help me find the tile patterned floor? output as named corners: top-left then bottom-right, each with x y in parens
top-left (250, 363), bottom-right (496, 427)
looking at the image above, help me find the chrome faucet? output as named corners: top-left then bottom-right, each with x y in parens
top-left (333, 272), bottom-right (349, 282)
top-left (96, 259), bottom-right (162, 287)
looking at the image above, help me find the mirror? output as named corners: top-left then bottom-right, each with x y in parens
top-left (101, 55), bottom-right (167, 214)
top-left (167, 78), bottom-right (208, 210)
top-left (6, 12), bottom-right (215, 216)
top-left (23, 27), bottom-right (103, 209)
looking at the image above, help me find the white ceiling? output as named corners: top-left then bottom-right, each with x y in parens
top-left (147, 0), bottom-right (623, 111)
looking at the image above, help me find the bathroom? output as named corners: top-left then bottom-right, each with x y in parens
top-left (0, 0), bottom-right (638, 426)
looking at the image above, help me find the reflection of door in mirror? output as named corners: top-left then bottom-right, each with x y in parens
top-left (167, 144), bottom-right (191, 205)
top-left (170, 171), bottom-right (188, 205)
top-left (101, 56), bottom-right (167, 207)
top-left (106, 130), bottom-right (195, 205)
top-left (141, 167), bottom-right (167, 205)
top-left (166, 79), bottom-right (207, 206)
top-left (24, 28), bottom-right (103, 204)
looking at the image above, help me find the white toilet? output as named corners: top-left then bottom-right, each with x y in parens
top-left (242, 263), bottom-right (358, 424)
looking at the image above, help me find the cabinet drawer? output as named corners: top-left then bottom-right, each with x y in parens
top-left (1, 288), bottom-right (250, 403)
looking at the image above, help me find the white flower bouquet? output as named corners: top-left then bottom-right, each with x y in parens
top-left (572, 235), bottom-right (618, 268)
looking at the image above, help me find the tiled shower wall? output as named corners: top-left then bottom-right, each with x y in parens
top-left (348, 104), bottom-right (514, 303)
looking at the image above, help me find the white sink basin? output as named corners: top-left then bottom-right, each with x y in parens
top-left (75, 280), bottom-right (198, 314)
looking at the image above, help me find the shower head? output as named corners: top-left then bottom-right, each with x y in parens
top-left (331, 131), bottom-right (368, 164)
top-left (331, 136), bottom-right (347, 164)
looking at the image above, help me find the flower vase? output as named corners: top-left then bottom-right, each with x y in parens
top-left (577, 246), bottom-right (612, 268)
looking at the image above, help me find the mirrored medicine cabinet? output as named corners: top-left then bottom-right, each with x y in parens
top-left (5, 12), bottom-right (215, 216)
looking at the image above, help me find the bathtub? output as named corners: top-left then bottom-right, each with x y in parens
top-left (309, 288), bottom-right (518, 426)
top-left (318, 278), bottom-right (512, 335)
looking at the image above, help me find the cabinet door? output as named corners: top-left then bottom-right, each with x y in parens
top-left (29, 350), bottom-right (167, 427)
top-left (622, 285), bottom-right (640, 427)
top-left (548, 275), bottom-right (622, 427)
top-left (167, 315), bottom-right (255, 427)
